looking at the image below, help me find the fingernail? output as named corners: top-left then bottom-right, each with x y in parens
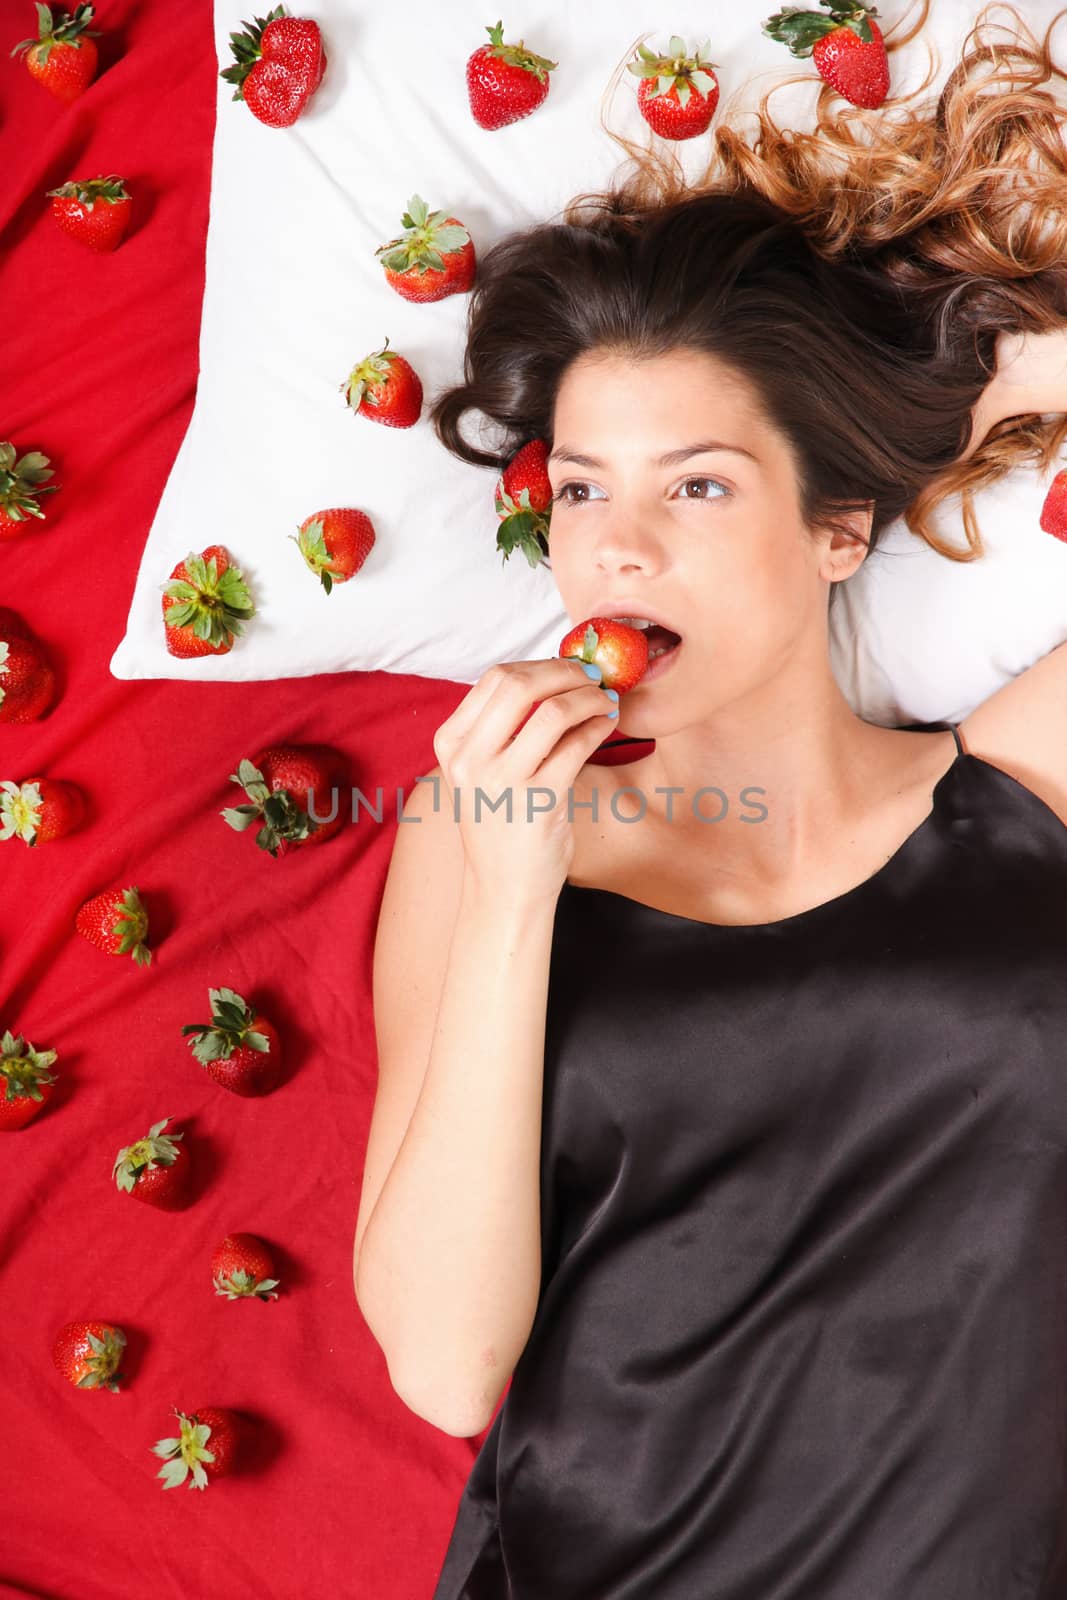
top-left (603, 687), bottom-right (619, 702)
top-left (579, 661), bottom-right (602, 681)
top-left (607, 705), bottom-right (619, 717)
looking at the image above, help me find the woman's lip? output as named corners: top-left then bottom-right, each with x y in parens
top-left (636, 638), bottom-right (682, 683)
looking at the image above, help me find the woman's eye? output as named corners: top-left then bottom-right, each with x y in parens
top-left (552, 481), bottom-right (605, 505)
top-left (677, 476), bottom-right (730, 501)
top-left (551, 477), bottom-right (730, 506)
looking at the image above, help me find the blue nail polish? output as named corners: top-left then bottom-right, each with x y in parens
top-left (579, 661), bottom-right (602, 681)
top-left (603, 688), bottom-right (620, 702)
top-left (607, 705), bottom-right (619, 717)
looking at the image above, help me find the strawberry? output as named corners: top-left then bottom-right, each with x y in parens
top-left (558, 618), bottom-right (650, 693)
top-left (466, 19), bottom-right (556, 130)
top-left (0, 625), bottom-right (57, 724)
top-left (0, 776), bottom-right (85, 846)
top-left (52, 1320), bottom-right (126, 1391)
top-left (1040, 469), bottom-right (1067, 543)
top-left (112, 1116), bottom-right (190, 1209)
top-left (221, 745), bottom-right (342, 856)
top-left (75, 885), bottom-right (152, 966)
top-left (627, 36), bottom-right (721, 140)
top-left (289, 508), bottom-right (375, 594)
top-left (495, 438), bottom-right (553, 567)
top-left (341, 337), bottom-right (423, 428)
top-left (45, 175), bottom-right (131, 252)
top-left (763, 2), bottom-right (890, 110)
top-left (181, 986), bottom-right (282, 1097)
top-left (10, 3), bottom-right (101, 104)
top-left (160, 544), bottom-right (255, 658)
top-left (210, 1233), bottom-right (281, 1300)
top-left (152, 1406), bottom-right (242, 1489)
top-left (374, 193), bottom-right (477, 304)
top-left (0, 441), bottom-right (60, 536)
top-left (220, 5), bottom-right (325, 128)
top-left (0, 1028), bottom-right (59, 1131)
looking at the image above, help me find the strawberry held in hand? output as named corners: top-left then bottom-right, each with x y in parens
top-left (161, 544), bottom-right (255, 657)
top-left (182, 986), bottom-right (281, 1097)
top-left (0, 777), bottom-right (86, 847)
top-left (0, 619), bottom-right (57, 724)
top-left (763, 1), bottom-right (890, 110)
top-left (341, 337), bottom-right (423, 428)
top-left (113, 1116), bottom-right (190, 1209)
top-left (11, 3), bottom-right (101, 104)
top-left (466, 19), bottom-right (557, 130)
top-left (153, 1406), bottom-right (242, 1489)
top-left (0, 441), bottom-right (59, 536)
top-left (211, 1233), bottom-right (281, 1300)
top-left (628, 36), bottom-right (721, 140)
top-left (559, 617), bottom-right (651, 693)
top-left (0, 1028), bottom-right (58, 1131)
top-left (375, 193), bottom-right (476, 303)
top-left (221, 744), bottom-right (343, 856)
top-left (75, 884), bottom-right (152, 966)
top-left (220, 4), bottom-right (326, 127)
top-left (53, 1320), bottom-right (126, 1391)
top-left (45, 175), bottom-right (131, 252)
top-left (495, 438), bottom-right (553, 567)
top-left (290, 508), bottom-right (375, 594)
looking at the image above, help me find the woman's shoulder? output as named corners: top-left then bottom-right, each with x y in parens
top-left (957, 648), bottom-right (1067, 831)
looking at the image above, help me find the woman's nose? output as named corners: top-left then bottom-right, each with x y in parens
top-left (591, 520), bottom-right (665, 573)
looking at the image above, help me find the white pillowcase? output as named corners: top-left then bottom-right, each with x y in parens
top-left (829, 444), bottom-right (1067, 726)
top-left (110, 0), bottom-right (1067, 721)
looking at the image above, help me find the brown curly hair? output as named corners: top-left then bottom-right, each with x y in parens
top-left (429, 1), bottom-right (1067, 567)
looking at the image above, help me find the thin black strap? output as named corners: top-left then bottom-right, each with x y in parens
top-left (947, 721), bottom-right (964, 757)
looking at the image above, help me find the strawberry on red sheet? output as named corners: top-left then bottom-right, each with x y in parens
top-left (181, 986), bottom-right (283, 1096)
top-left (0, 1029), bottom-right (59, 1131)
top-left (52, 1321), bottom-right (126, 1391)
top-left (45, 176), bottom-right (132, 252)
top-left (0, 441), bottom-right (59, 536)
top-left (221, 744), bottom-right (344, 857)
top-left (11, 3), bottom-right (101, 104)
top-left (152, 1407), bottom-right (243, 1489)
top-left (112, 1117), bottom-right (191, 1209)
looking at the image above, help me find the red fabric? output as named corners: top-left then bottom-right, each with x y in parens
top-left (1, 5), bottom-right (646, 1595)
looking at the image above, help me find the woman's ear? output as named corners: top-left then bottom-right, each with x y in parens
top-left (816, 503), bottom-right (874, 584)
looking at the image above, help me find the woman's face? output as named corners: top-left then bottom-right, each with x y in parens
top-left (544, 346), bottom-right (869, 735)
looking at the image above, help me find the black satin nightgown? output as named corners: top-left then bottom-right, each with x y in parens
top-left (430, 722), bottom-right (1067, 1599)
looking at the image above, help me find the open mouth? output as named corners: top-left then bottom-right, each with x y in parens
top-left (610, 617), bottom-right (683, 661)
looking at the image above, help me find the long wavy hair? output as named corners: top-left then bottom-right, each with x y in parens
top-left (429, 1), bottom-right (1067, 567)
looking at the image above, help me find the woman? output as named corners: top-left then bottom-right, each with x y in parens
top-left (354, 4), bottom-right (1067, 1593)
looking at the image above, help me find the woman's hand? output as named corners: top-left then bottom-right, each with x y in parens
top-left (431, 657), bottom-right (619, 910)
top-left (962, 325), bottom-right (1067, 459)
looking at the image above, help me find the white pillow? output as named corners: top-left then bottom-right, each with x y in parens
top-left (829, 443), bottom-right (1067, 726)
top-left (110, 0), bottom-right (1066, 711)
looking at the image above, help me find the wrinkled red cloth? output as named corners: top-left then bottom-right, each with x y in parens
top-left (0, 4), bottom-right (644, 1596)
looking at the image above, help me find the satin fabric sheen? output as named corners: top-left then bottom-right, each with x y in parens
top-left (432, 724), bottom-right (1067, 1598)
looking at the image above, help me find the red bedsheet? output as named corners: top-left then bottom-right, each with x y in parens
top-left (1, 4), bottom-right (645, 1595)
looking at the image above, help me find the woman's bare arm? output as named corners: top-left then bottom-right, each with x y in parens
top-left (354, 770), bottom-right (557, 1438)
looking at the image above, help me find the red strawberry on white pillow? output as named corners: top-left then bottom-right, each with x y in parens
top-left (1039, 468), bottom-right (1067, 543)
top-left (220, 5), bottom-right (326, 127)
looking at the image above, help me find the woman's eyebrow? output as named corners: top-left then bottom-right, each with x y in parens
top-left (547, 440), bottom-right (760, 468)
